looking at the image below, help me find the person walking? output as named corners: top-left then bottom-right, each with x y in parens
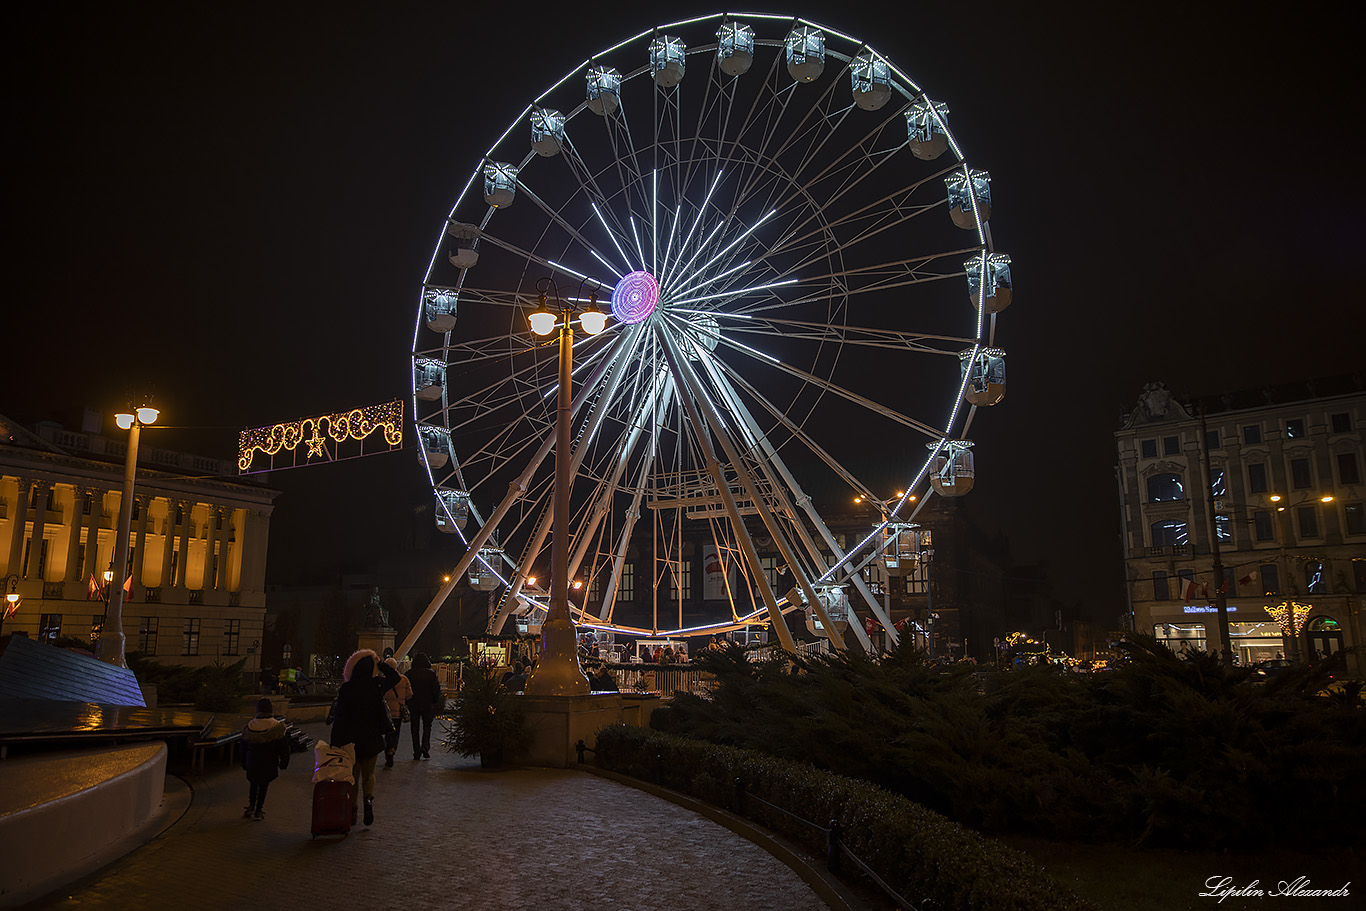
top-left (405, 652), bottom-right (442, 760)
top-left (331, 648), bottom-right (400, 826)
top-left (381, 657), bottom-right (412, 768)
top-left (239, 697), bottom-right (290, 820)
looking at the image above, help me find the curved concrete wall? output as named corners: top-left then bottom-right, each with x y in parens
top-left (0, 742), bottom-right (167, 906)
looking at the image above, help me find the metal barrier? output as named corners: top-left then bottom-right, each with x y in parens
top-left (602, 665), bottom-right (716, 697)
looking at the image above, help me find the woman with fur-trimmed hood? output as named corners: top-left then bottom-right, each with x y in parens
top-left (330, 648), bottom-right (400, 826)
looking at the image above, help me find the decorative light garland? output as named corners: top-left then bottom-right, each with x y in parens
top-left (238, 400), bottom-right (404, 472)
top-left (1263, 600), bottom-right (1313, 637)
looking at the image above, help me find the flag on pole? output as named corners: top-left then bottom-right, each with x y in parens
top-left (1201, 582), bottom-right (1211, 602)
top-left (87, 573), bottom-right (98, 601)
top-left (1179, 577), bottom-right (1200, 600)
top-left (1238, 570), bottom-right (1257, 587)
top-left (123, 574), bottom-right (133, 602)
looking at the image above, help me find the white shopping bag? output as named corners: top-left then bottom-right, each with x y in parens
top-left (312, 739), bottom-right (356, 783)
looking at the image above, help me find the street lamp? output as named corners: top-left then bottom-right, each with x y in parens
top-left (1, 574), bottom-right (20, 634)
top-left (524, 277), bottom-right (608, 696)
top-left (1266, 491), bottom-right (1334, 663)
top-left (97, 402), bottom-right (159, 667)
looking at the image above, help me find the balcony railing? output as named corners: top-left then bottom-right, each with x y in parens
top-left (1143, 545), bottom-right (1191, 557)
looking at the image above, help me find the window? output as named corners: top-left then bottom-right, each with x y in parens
top-left (1215, 515), bottom-right (1231, 543)
top-left (175, 504), bottom-right (185, 524)
top-left (182, 618), bottom-right (200, 656)
top-left (618, 564), bottom-right (634, 601)
top-left (1151, 520), bottom-right (1188, 547)
top-left (671, 560), bottom-right (693, 600)
top-left (1260, 564), bottom-right (1280, 596)
top-left (589, 574), bottom-right (602, 601)
top-left (1178, 569), bottom-right (1195, 594)
top-left (1163, 435), bottom-right (1180, 455)
top-left (1305, 561), bottom-right (1327, 595)
top-left (1253, 510), bottom-right (1275, 542)
top-left (1290, 458), bottom-right (1312, 489)
top-left (1243, 425), bottom-right (1261, 445)
top-left (1209, 468), bottom-right (1226, 497)
top-left (1205, 429), bottom-right (1220, 451)
top-left (36, 539), bottom-right (49, 580)
top-left (83, 494), bottom-right (94, 515)
top-left (131, 499), bottom-right (141, 521)
top-left (225, 619), bottom-right (240, 655)
top-left (138, 617), bottom-right (158, 655)
top-left (1346, 503), bottom-right (1366, 536)
top-left (759, 555), bottom-right (782, 586)
top-left (1146, 473), bottom-right (1185, 502)
top-left (1338, 452), bottom-right (1361, 486)
top-left (1152, 570), bottom-right (1170, 601)
top-left (1285, 418), bottom-right (1306, 439)
top-left (1354, 559), bottom-right (1366, 593)
top-left (39, 614), bottom-right (62, 643)
top-left (1247, 463), bottom-right (1269, 494)
top-left (1296, 506), bottom-right (1320, 538)
top-left (1140, 439), bottom-right (1157, 459)
top-left (90, 618), bottom-right (103, 642)
top-left (170, 549), bottom-right (180, 587)
top-left (1330, 412), bottom-right (1352, 434)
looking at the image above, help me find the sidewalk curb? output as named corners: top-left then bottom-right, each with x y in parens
top-left (579, 764), bottom-right (867, 911)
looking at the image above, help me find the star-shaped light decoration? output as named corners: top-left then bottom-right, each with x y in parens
top-left (306, 431), bottom-right (326, 458)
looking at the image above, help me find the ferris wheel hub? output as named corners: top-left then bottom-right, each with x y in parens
top-left (611, 270), bottom-right (659, 324)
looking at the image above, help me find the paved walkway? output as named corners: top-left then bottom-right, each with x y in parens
top-left (24, 724), bottom-right (832, 911)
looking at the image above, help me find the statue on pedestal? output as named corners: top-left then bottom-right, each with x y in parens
top-left (362, 586), bottom-right (391, 629)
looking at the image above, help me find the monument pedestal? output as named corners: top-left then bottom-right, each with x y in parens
top-left (357, 626), bottom-right (396, 658)
top-left (515, 692), bottom-right (661, 768)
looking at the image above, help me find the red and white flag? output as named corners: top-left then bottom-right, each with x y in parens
top-left (1238, 570), bottom-right (1257, 587)
top-left (87, 573), bottom-right (99, 601)
top-left (123, 574), bottom-right (133, 602)
top-left (1179, 577), bottom-right (1200, 600)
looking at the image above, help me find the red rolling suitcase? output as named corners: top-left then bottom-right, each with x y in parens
top-left (311, 779), bottom-right (354, 837)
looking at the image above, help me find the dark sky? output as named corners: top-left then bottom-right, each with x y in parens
top-left (4, 3), bottom-right (1362, 620)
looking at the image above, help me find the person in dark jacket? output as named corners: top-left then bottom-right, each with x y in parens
top-left (330, 648), bottom-right (399, 826)
top-left (240, 697), bottom-right (290, 820)
top-left (405, 652), bottom-right (443, 761)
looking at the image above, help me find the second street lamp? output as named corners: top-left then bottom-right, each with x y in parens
top-left (524, 278), bottom-right (607, 696)
top-left (97, 402), bottom-right (159, 667)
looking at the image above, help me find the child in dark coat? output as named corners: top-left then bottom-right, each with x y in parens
top-left (240, 697), bottom-right (290, 819)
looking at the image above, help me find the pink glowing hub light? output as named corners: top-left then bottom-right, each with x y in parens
top-left (611, 270), bottom-right (659, 324)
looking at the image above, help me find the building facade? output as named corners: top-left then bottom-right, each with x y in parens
top-left (1, 415), bottom-right (277, 682)
top-left (1115, 379), bottom-right (1366, 672)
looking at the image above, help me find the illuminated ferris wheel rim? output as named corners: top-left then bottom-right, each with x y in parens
top-left (405, 11), bottom-right (1011, 648)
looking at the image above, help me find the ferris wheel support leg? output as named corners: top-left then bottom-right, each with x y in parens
top-left (699, 359), bottom-right (858, 650)
top-left (396, 477), bottom-right (529, 659)
top-left (658, 334), bottom-right (798, 653)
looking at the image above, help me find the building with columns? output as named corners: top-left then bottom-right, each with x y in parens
top-left (1, 414), bottom-right (278, 683)
top-left (1115, 378), bottom-right (1365, 673)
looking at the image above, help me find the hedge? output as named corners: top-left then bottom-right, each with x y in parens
top-left (594, 724), bottom-right (1095, 911)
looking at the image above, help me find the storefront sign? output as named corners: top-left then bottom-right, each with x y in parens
top-left (1183, 605), bottom-right (1239, 614)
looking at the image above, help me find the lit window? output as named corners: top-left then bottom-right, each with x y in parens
top-left (1285, 418), bottom-right (1306, 439)
top-left (39, 613), bottom-right (62, 643)
top-left (1209, 468), bottom-right (1226, 497)
top-left (618, 564), bottom-right (634, 601)
top-left (1146, 473), bottom-right (1185, 502)
top-left (1151, 520), bottom-right (1188, 547)
top-left (1215, 515), bottom-right (1231, 543)
top-left (1304, 561), bottom-right (1327, 594)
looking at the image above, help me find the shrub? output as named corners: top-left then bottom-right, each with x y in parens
top-left (595, 724), bottom-right (1096, 911)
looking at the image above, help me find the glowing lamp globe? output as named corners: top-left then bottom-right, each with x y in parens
top-left (579, 307), bottom-right (607, 335)
top-left (611, 271), bottom-right (659, 324)
top-left (115, 413), bottom-right (135, 430)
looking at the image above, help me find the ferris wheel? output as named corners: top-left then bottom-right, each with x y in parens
top-left (403, 13), bottom-right (1012, 655)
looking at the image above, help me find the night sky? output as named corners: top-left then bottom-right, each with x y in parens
top-left (5, 3), bottom-right (1361, 624)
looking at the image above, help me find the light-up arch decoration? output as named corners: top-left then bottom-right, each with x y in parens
top-left (238, 400), bottom-right (404, 473)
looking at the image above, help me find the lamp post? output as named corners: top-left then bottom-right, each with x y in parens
top-left (1, 574), bottom-right (20, 635)
top-left (524, 278), bottom-right (607, 696)
top-left (96, 403), bottom-right (159, 667)
top-left (1267, 491), bottom-right (1334, 664)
